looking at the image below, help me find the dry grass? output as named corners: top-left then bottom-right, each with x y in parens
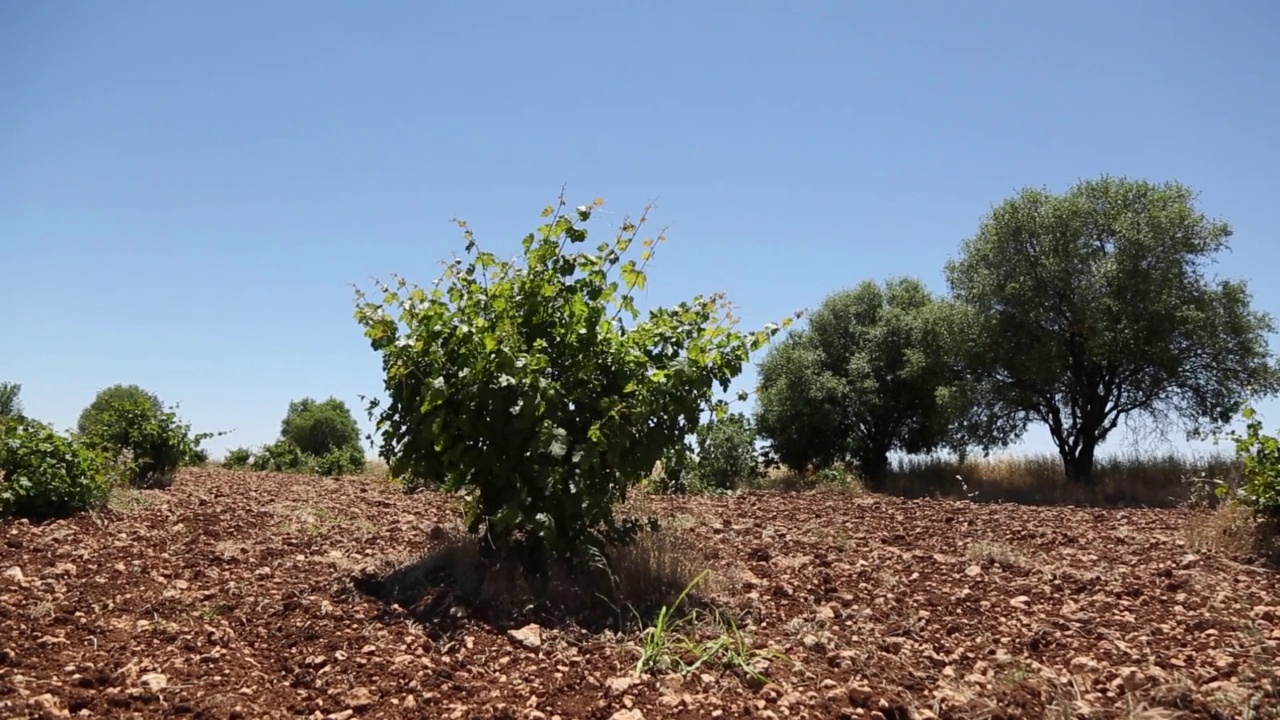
top-left (883, 451), bottom-right (1239, 508)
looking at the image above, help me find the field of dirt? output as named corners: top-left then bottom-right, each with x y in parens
top-left (1, 468), bottom-right (1278, 719)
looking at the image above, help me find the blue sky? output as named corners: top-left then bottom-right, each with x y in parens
top-left (3, 1), bottom-right (1278, 461)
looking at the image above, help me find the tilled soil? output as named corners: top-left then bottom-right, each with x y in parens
top-left (1, 468), bottom-right (1277, 719)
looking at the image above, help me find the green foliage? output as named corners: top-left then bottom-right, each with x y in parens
top-left (0, 417), bottom-right (110, 520)
top-left (811, 465), bottom-right (859, 488)
top-left (1227, 406), bottom-right (1280, 516)
top-left (240, 439), bottom-right (366, 476)
top-left (946, 175), bottom-right (1280, 484)
top-left (222, 446), bottom-right (254, 469)
top-left (311, 445), bottom-right (368, 476)
top-left (225, 398), bottom-right (365, 476)
top-left (754, 277), bottom-right (1002, 486)
top-left (75, 384), bottom-right (212, 488)
top-left (250, 439), bottom-right (309, 473)
top-left (645, 443), bottom-right (696, 495)
top-left (355, 194), bottom-right (790, 567)
top-left (76, 384), bottom-right (161, 436)
top-left (280, 397), bottom-right (362, 458)
top-left (688, 412), bottom-right (761, 491)
top-left (0, 382), bottom-right (22, 420)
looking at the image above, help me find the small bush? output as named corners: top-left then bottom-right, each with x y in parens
top-left (0, 417), bottom-right (110, 520)
top-left (238, 439), bottom-right (366, 476)
top-left (310, 445), bottom-right (367, 476)
top-left (222, 446), bottom-right (253, 469)
top-left (250, 439), bottom-right (309, 473)
top-left (645, 443), bottom-right (696, 494)
top-left (355, 194), bottom-right (790, 569)
top-left (280, 397), bottom-right (362, 458)
top-left (1228, 406), bottom-right (1280, 517)
top-left (75, 385), bottom-right (207, 489)
top-left (688, 412), bottom-right (761, 491)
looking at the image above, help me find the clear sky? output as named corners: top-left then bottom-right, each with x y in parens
top-left (3, 1), bottom-right (1278, 461)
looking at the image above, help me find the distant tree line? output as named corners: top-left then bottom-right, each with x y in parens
top-left (753, 175), bottom-right (1280, 485)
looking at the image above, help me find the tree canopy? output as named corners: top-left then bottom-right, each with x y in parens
top-left (945, 175), bottom-right (1280, 483)
top-left (754, 277), bottom-right (998, 486)
top-left (279, 396), bottom-right (363, 458)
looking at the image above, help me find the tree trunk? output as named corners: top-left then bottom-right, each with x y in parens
top-left (859, 451), bottom-right (891, 492)
top-left (1059, 437), bottom-right (1097, 484)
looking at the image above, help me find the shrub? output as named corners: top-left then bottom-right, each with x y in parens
top-left (222, 446), bottom-right (254, 469)
top-left (310, 445), bottom-right (367, 476)
top-left (75, 384), bottom-right (208, 488)
top-left (280, 397), bottom-right (362, 458)
top-left (250, 439), bottom-right (309, 473)
top-left (355, 194), bottom-right (792, 569)
top-left (688, 412), bottom-right (761, 491)
top-left (0, 417), bottom-right (110, 520)
top-left (646, 442), bottom-right (696, 495)
top-left (1227, 406), bottom-right (1280, 517)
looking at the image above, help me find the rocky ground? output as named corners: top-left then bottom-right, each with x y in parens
top-left (1, 468), bottom-right (1277, 719)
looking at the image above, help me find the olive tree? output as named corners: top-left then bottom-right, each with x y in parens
top-left (754, 277), bottom-right (1003, 488)
top-left (945, 175), bottom-right (1280, 484)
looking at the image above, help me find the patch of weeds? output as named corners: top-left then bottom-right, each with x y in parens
top-left (966, 540), bottom-right (1027, 568)
top-left (196, 603), bottom-right (232, 621)
top-left (106, 486), bottom-right (152, 512)
top-left (26, 600), bottom-right (54, 620)
top-left (997, 664), bottom-right (1032, 685)
top-left (632, 570), bottom-right (787, 684)
top-left (812, 466), bottom-right (865, 493)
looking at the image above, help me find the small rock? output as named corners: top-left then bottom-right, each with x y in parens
top-left (28, 694), bottom-right (62, 711)
top-left (1118, 667), bottom-right (1146, 693)
top-left (403, 695), bottom-right (418, 710)
top-left (139, 672), bottom-right (168, 693)
top-left (326, 712), bottom-right (355, 720)
top-left (345, 687), bottom-right (375, 710)
top-left (508, 624), bottom-right (543, 649)
top-left (815, 604), bottom-right (836, 620)
top-left (609, 710), bottom-right (644, 720)
top-left (1069, 656), bottom-right (1100, 674)
top-left (2, 566), bottom-right (24, 583)
top-left (1009, 595), bottom-right (1030, 608)
top-left (964, 565), bottom-right (982, 577)
top-left (847, 681), bottom-right (874, 706)
top-left (605, 676), bottom-right (638, 696)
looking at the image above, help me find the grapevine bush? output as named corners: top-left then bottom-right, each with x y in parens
top-left (355, 194), bottom-right (794, 568)
top-left (1227, 405), bottom-right (1280, 517)
top-left (1, 417), bottom-right (110, 520)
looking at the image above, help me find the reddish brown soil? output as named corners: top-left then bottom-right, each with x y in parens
top-left (1, 468), bottom-right (1277, 719)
